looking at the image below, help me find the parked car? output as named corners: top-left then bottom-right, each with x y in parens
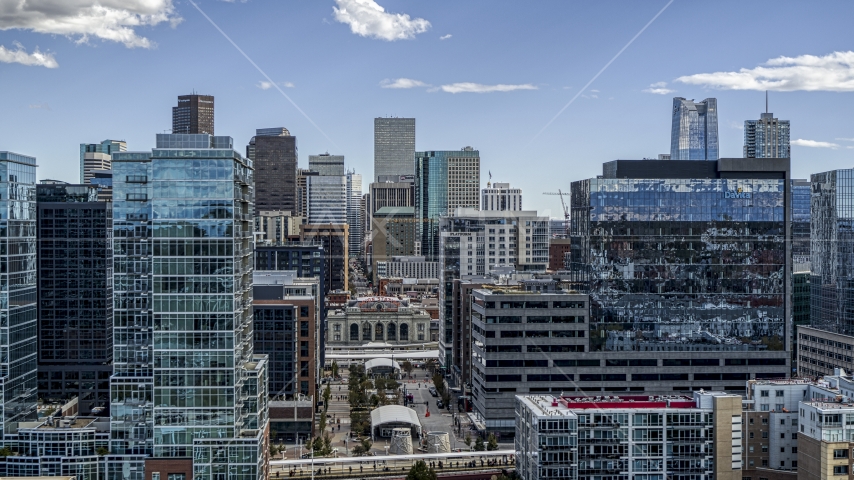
top-left (437, 399), bottom-right (444, 409)
top-left (429, 388), bottom-right (439, 397)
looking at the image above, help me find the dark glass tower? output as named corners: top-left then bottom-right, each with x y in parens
top-left (171, 94), bottom-right (214, 135)
top-left (36, 183), bottom-right (112, 416)
top-left (248, 128), bottom-right (297, 213)
top-left (567, 158), bottom-right (791, 390)
top-left (792, 179), bottom-right (811, 264)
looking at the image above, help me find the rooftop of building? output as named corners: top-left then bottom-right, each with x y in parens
top-left (600, 157), bottom-right (789, 180)
top-left (375, 206), bottom-right (415, 215)
top-left (801, 401), bottom-right (854, 411)
top-left (518, 394), bottom-right (705, 416)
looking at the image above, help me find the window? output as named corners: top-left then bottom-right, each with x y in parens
top-left (775, 390), bottom-right (784, 397)
top-left (834, 449), bottom-right (848, 459)
top-left (775, 404), bottom-right (784, 411)
top-left (152, 474), bottom-right (160, 480)
top-left (780, 418), bottom-right (786, 425)
top-left (762, 431), bottom-right (768, 439)
top-left (792, 447), bottom-right (797, 453)
top-left (833, 466), bottom-right (849, 475)
top-left (761, 459), bottom-right (768, 467)
top-left (749, 432), bottom-right (754, 439)
top-left (762, 445), bottom-right (768, 453)
top-left (167, 475), bottom-right (186, 480)
top-left (760, 390), bottom-right (769, 397)
top-left (748, 446), bottom-right (754, 453)
top-left (792, 461), bottom-right (798, 468)
top-left (762, 417), bottom-right (768, 425)
top-left (781, 433), bottom-right (785, 439)
top-left (792, 433), bottom-right (797, 439)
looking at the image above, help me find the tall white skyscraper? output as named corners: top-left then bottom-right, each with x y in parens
top-left (309, 153), bottom-right (345, 176)
top-left (481, 182), bottom-right (522, 211)
top-left (374, 117), bottom-right (415, 183)
top-left (346, 172), bottom-right (363, 258)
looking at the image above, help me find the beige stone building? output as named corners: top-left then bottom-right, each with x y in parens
top-left (326, 296), bottom-right (431, 346)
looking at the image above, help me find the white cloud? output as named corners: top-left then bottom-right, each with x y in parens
top-left (380, 78), bottom-right (429, 89)
top-left (590, 89), bottom-right (599, 93)
top-left (440, 82), bottom-right (537, 94)
top-left (791, 139), bottom-right (840, 149)
top-left (836, 138), bottom-right (854, 142)
top-left (332, 0), bottom-right (430, 41)
top-left (439, 34), bottom-right (451, 40)
top-left (257, 81), bottom-right (294, 90)
top-left (0, 0), bottom-right (180, 49)
top-left (676, 51), bottom-right (854, 91)
top-left (643, 81), bottom-right (675, 95)
top-left (0, 43), bottom-right (57, 68)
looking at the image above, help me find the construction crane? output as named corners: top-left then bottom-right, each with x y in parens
top-left (543, 190), bottom-right (569, 237)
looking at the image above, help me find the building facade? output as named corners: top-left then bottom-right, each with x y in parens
top-left (375, 256), bottom-right (439, 280)
top-left (810, 169), bottom-right (854, 336)
top-left (438, 209), bottom-right (550, 369)
top-left (568, 158), bottom-right (791, 390)
top-left (470, 283), bottom-right (589, 433)
top-left (308, 153), bottom-right (344, 176)
top-left (171, 94), bottom-right (214, 135)
top-left (745, 112), bottom-right (790, 159)
top-left (481, 182), bottom-right (522, 211)
top-left (670, 97), bottom-right (719, 161)
top-left (346, 172), bottom-right (363, 259)
top-left (80, 139), bottom-right (126, 184)
top-left (109, 134), bottom-right (268, 480)
top-left (0, 151), bottom-right (38, 439)
top-left (415, 148), bottom-right (481, 261)
top-left (249, 128), bottom-right (298, 214)
top-left (548, 238), bottom-right (571, 271)
top-left (36, 183), bottom-right (112, 416)
top-left (326, 297), bottom-right (431, 347)
top-left (371, 206), bottom-right (418, 281)
top-left (792, 179), bottom-right (810, 264)
top-left (515, 391), bottom-right (743, 480)
top-left (306, 175), bottom-right (347, 224)
top-left (374, 117), bottom-right (415, 183)
top-left (300, 224), bottom-right (348, 292)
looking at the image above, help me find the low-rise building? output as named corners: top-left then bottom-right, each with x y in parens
top-left (515, 391), bottom-right (743, 480)
top-left (798, 326), bottom-right (854, 379)
top-left (326, 296), bottom-right (431, 347)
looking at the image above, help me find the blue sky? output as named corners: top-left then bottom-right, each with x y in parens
top-left (1, 0), bottom-right (853, 216)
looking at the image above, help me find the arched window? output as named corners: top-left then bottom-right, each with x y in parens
top-left (350, 323), bottom-right (359, 341)
top-left (363, 323), bottom-right (372, 341)
top-left (400, 324), bottom-right (409, 341)
top-left (387, 323), bottom-right (397, 340)
top-left (375, 323), bottom-right (384, 341)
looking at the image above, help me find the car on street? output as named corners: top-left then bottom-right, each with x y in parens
top-left (437, 399), bottom-right (444, 409)
top-left (429, 387), bottom-right (438, 397)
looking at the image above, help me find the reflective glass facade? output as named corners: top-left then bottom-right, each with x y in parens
top-left (571, 174), bottom-right (788, 352)
top-left (810, 169), bottom-right (854, 336)
top-left (792, 179), bottom-right (811, 264)
top-left (0, 152), bottom-right (38, 438)
top-left (306, 175), bottom-right (346, 224)
top-left (250, 131), bottom-right (297, 213)
top-left (37, 184), bottom-right (112, 415)
top-left (109, 135), bottom-right (267, 480)
top-left (374, 118), bottom-right (415, 183)
top-left (670, 97), bottom-right (719, 161)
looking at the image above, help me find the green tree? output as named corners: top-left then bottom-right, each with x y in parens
top-left (487, 433), bottom-right (499, 451)
top-left (441, 390), bottom-right (451, 410)
top-left (474, 436), bottom-right (485, 451)
top-left (312, 436), bottom-right (324, 454)
top-left (352, 437), bottom-right (373, 456)
top-left (432, 373), bottom-right (445, 395)
top-left (322, 432), bottom-right (333, 455)
top-left (405, 460), bottom-right (438, 480)
top-left (332, 361), bottom-right (339, 378)
top-left (323, 383), bottom-right (331, 406)
top-left (464, 433), bottom-right (472, 448)
top-left (401, 360), bottom-right (413, 376)
top-left (0, 446), bottom-right (12, 457)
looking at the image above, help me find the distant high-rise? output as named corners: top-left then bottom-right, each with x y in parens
top-left (415, 148), bottom-right (480, 260)
top-left (745, 108), bottom-right (790, 159)
top-left (0, 151), bottom-right (38, 438)
top-left (346, 172), bottom-right (363, 259)
top-left (250, 127), bottom-right (298, 213)
top-left (36, 183), bottom-right (112, 416)
top-left (79, 139), bottom-right (126, 183)
top-left (374, 117), bottom-right (415, 183)
top-left (670, 97), bottom-right (719, 160)
top-left (306, 175), bottom-right (347, 224)
top-left (481, 182), bottom-right (522, 211)
top-left (309, 153), bottom-right (345, 176)
top-left (171, 94), bottom-right (214, 135)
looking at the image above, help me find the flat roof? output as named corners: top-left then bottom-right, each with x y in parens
top-left (802, 402), bottom-right (854, 411)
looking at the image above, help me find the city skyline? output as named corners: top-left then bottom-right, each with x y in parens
top-left (2, 2), bottom-right (854, 215)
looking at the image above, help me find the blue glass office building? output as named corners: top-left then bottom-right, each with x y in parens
top-left (109, 134), bottom-right (268, 480)
top-left (792, 179), bottom-right (810, 264)
top-left (568, 159), bottom-right (790, 390)
top-left (0, 152), bottom-right (38, 438)
top-left (670, 97), bottom-right (719, 161)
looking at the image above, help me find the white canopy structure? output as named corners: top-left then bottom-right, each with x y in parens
top-left (364, 358), bottom-right (402, 372)
top-left (370, 405), bottom-right (422, 439)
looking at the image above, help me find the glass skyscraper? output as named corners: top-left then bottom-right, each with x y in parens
top-left (374, 117), bottom-right (415, 183)
top-left (306, 175), bottom-right (347, 224)
top-left (810, 169), bottom-right (854, 336)
top-left (346, 172), bottom-right (363, 258)
top-left (109, 134), bottom-right (268, 480)
top-left (572, 159), bottom-right (789, 353)
top-left (744, 112), bottom-right (790, 159)
top-left (415, 149), bottom-right (480, 261)
top-left (792, 179), bottom-right (811, 264)
top-left (0, 151), bottom-right (38, 438)
top-left (670, 97), bottom-right (719, 160)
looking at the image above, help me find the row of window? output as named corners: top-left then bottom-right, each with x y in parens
top-left (800, 333), bottom-right (854, 350)
top-left (799, 344), bottom-right (854, 362)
